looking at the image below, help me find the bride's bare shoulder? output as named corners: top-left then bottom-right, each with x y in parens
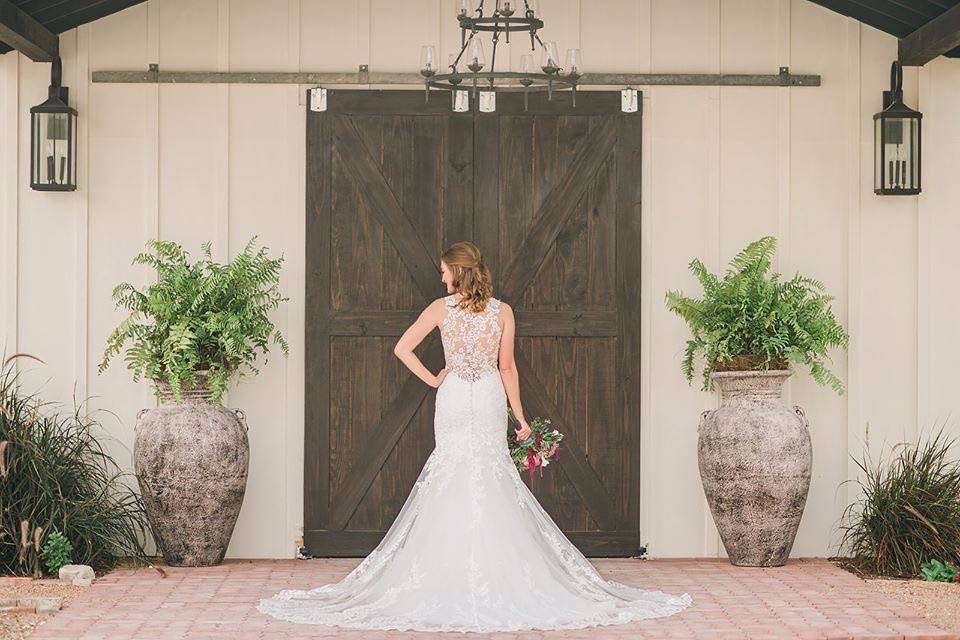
top-left (425, 295), bottom-right (454, 326)
top-left (495, 299), bottom-right (513, 323)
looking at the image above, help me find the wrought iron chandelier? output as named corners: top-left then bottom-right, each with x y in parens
top-left (419, 0), bottom-right (582, 112)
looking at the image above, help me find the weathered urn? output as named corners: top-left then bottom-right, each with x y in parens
top-left (134, 372), bottom-right (249, 566)
top-left (698, 370), bottom-right (811, 567)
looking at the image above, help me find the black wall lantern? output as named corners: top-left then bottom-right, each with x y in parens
top-left (30, 57), bottom-right (77, 192)
top-left (874, 60), bottom-right (921, 196)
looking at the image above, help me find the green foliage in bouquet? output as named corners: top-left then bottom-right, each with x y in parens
top-left (1, 353), bottom-right (149, 577)
top-left (40, 530), bottom-right (73, 575)
top-left (99, 237), bottom-right (289, 404)
top-left (920, 558), bottom-right (960, 582)
top-left (665, 236), bottom-right (849, 393)
top-left (839, 426), bottom-right (960, 578)
top-left (507, 408), bottom-right (563, 482)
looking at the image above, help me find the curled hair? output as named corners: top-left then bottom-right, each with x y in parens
top-left (441, 241), bottom-right (494, 313)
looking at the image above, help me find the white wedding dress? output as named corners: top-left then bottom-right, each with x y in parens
top-left (258, 293), bottom-right (693, 632)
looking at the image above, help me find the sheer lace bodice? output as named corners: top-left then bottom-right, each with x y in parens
top-left (439, 294), bottom-right (502, 382)
top-left (257, 293), bottom-right (693, 632)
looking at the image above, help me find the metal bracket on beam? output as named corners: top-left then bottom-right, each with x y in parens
top-left (452, 90), bottom-right (469, 112)
top-left (478, 90), bottom-right (496, 113)
top-left (621, 88), bottom-right (639, 113)
top-left (308, 87), bottom-right (327, 112)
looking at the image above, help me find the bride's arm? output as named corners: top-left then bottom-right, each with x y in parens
top-left (497, 303), bottom-right (529, 434)
top-left (393, 298), bottom-right (446, 388)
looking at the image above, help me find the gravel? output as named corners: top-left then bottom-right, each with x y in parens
top-left (864, 576), bottom-right (960, 635)
top-left (0, 578), bottom-right (87, 640)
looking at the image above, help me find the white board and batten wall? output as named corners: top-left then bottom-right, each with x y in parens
top-left (1, 0), bottom-right (958, 559)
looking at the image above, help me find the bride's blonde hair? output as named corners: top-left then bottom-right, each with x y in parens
top-left (441, 241), bottom-right (493, 313)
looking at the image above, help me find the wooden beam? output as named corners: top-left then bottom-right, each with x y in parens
top-left (887, 0), bottom-right (942, 21)
top-left (899, 2), bottom-right (960, 65)
top-left (0, 0), bottom-right (58, 62)
top-left (91, 68), bottom-right (821, 87)
top-left (42, 0), bottom-right (148, 38)
top-left (305, 529), bottom-right (641, 557)
top-left (806, 0), bottom-right (918, 37)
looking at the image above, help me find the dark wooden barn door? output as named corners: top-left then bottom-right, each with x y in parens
top-left (305, 90), bottom-right (642, 557)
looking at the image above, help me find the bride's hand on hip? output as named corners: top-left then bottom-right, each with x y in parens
top-left (431, 368), bottom-right (449, 388)
top-left (514, 420), bottom-right (532, 442)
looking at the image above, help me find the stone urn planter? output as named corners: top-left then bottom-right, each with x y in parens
top-left (134, 372), bottom-right (249, 567)
top-left (698, 370), bottom-right (812, 567)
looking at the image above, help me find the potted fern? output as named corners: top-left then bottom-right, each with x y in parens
top-left (99, 237), bottom-right (288, 566)
top-left (665, 236), bottom-right (848, 567)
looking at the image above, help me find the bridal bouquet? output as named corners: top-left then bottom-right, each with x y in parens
top-left (507, 407), bottom-right (563, 482)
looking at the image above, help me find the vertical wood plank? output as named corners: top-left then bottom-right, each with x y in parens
top-left (216, 0), bottom-right (229, 263)
top-left (143, 0), bottom-right (160, 412)
top-left (844, 17), bottom-right (863, 517)
top-left (637, 0), bottom-right (653, 552)
top-left (473, 113), bottom-right (500, 277)
top-left (616, 113), bottom-right (642, 534)
top-left (445, 115), bottom-right (473, 247)
top-left (74, 25), bottom-right (91, 412)
top-left (788, 0), bottom-right (852, 557)
top-left (284, 0), bottom-right (305, 558)
top-left (304, 108), bottom-right (331, 530)
top-left (1, 53), bottom-right (18, 360)
top-left (702, 0), bottom-right (722, 558)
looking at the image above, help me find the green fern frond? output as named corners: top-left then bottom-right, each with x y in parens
top-left (664, 236), bottom-right (848, 394)
top-left (98, 237), bottom-right (289, 404)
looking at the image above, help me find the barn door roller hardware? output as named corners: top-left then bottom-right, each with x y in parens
top-left (92, 65), bottom-right (819, 88)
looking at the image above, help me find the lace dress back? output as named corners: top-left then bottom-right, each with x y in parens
top-left (439, 294), bottom-right (502, 382)
top-left (257, 293), bottom-right (693, 632)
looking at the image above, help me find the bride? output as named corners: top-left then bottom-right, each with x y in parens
top-left (258, 241), bottom-right (693, 632)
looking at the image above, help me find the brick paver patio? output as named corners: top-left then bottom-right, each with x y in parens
top-left (28, 557), bottom-right (955, 640)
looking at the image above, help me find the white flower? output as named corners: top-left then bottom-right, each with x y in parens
top-left (542, 458), bottom-right (550, 466)
top-left (552, 429), bottom-right (559, 435)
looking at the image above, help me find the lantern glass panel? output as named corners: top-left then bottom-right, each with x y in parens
top-left (874, 118), bottom-right (880, 192)
top-left (876, 114), bottom-right (919, 194)
top-left (31, 109), bottom-right (76, 190)
top-left (911, 117), bottom-right (920, 191)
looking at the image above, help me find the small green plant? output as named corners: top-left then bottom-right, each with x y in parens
top-left (40, 530), bottom-right (73, 575)
top-left (665, 236), bottom-right (849, 393)
top-left (839, 426), bottom-right (960, 578)
top-left (1, 353), bottom-right (149, 577)
top-left (920, 558), bottom-right (960, 582)
top-left (99, 236), bottom-right (289, 404)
